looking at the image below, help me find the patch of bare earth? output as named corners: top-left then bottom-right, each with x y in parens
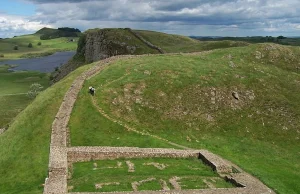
top-left (143, 162), bottom-right (167, 170)
top-left (131, 177), bottom-right (156, 191)
top-left (169, 176), bottom-right (181, 190)
top-left (126, 160), bottom-right (135, 172)
top-left (159, 179), bottom-right (171, 191)
top-left (203, 179), bottom-right (215, 189)
top-left (95, 182), bottom-right (120, 189)
top-left (0, 128), bottom-right (5, 135)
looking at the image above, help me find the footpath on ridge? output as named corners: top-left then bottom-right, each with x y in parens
top-left (43, 54), bottom-right (275, 194)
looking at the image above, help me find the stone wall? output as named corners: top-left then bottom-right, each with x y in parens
top-left (44, 56), bottom-right (127, 194)
top-left (127, 28), bottom-right (165, 54)
top-left (67, 147), bottom-right (199, 163)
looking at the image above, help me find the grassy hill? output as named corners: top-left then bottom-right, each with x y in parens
top-left (70, 43), bottom-right (300, 193)
top-left (0, 33), bottom-right (300, 193)
top-left (36, 27), bottom-right (81, 40)
top-left (133, 30), bottom-right (249, 53)
top-left (55, 28), bottom-right (249, 82)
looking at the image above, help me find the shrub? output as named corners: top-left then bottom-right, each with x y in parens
top-left (13, 45), bottom-right (18, 50)
top-left (37, 42), bottom-right (42, 46)
top-left (27, 83), bottom-right (43, 99)
top-left (28, 43), bottom-right (33, 48)
top-left (0, 54), bottom-right (4, 58)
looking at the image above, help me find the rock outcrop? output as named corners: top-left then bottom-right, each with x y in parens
top-left (52, 28), bottom-right (161, 83)
top-left (78, 28), bottom-right (160, 63)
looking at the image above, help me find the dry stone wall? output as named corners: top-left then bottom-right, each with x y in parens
top-left (67, 147), bottom-right (199, 163)
top-left (126, 28), bottom-right (165, 54)
top-left (44, 56), bottom-right (130, 194)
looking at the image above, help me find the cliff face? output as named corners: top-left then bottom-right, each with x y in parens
top-left (78, 28), bottom-right (160, 63)
top-left (52, 28), bottom-right (160, 83)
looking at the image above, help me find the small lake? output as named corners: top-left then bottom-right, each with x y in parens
top-left (0, 51), bottom-right (76, 73)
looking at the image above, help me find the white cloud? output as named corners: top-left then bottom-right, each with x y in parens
top-left (2, 0), bottom-right (300, 37)
top-left (0, 14), bottom-right (52, 38)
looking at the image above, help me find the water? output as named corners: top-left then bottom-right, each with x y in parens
top-left (0, 51), bottom-right (76, 73)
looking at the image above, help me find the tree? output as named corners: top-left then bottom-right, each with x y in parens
top-left (27, 83), bottom-right (43, 99)
top-left (37, 42), bottom-right (42, 46)
top-left (28, 43), bottom-right (33, 48)
top-left (277, 35), bottom-right (286, 39)
top-left (13, 45), bottom-right (18, 50)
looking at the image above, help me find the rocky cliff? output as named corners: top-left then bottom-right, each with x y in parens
top-left (51, 28), bottom-right (161, 83)
top-left (77, 28), bottom-right (160, 63)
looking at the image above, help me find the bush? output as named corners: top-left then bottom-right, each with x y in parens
top-left (13, 45), bottom-right (18, 50)
top-left (0, 54), bottom-right (4, 58)
top-left (37, 42), bottom-right (42, 46)
top-left (28, 43), bottom-right (33, 48)
top-left (27, 83), bottom-right (43, 99)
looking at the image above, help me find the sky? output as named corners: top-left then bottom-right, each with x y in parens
top-left (0, 0), bottom-right (300, 38)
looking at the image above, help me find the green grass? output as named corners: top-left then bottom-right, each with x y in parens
top-left (69, 84), bottom-right (174, 148)
top-left (0, 34), bottom-right (78, 60)
top-left (1, 42), bottom-right (300, 194)
top-left (0, 65), bottom-right (49, 128)
top-left (70, 43), bottom-right (300, 194)
top-left (68, 158), bottom-right (234, 192)
top-left (134, 30), bottom-right (249, 53)
top-left (0, 63), bottom-right (95, 194)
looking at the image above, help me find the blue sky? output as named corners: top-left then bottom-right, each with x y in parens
top-left (0, 0), bottom-right (300, 38)
top-left (1, 0), bottom-right (36, 16)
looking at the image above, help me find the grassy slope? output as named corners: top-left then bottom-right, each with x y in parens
top-left (134, 30), bottom-right (249, 53)
top-left (70, 43), bottom-right (300, 194)
top-left (69, 158), bottom-right (233, 192)
top-left (0, 34), bottom-right (78, 60)
top-left (0, 63), bottom-right (95, 194)
top-left (69, 89), bottom-right (172, 148)
top-left (0, 65), bottom-right (49, 128)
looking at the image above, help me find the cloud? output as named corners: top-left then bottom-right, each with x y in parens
top-left (5, 0), bottom-right (300, 37)
top-left (0, 14), bottom-right (52, 38)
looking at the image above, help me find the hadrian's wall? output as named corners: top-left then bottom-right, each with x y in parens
top-left (126, 28), bottom-right (165, 54)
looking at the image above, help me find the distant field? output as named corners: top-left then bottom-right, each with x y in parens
top-left (192, 36), bottom-right (300, 46)
top-left (0, 31), bottom-right (78, 128)
top-left (69, 158), bottom-right (234, 192)
top-left (0, 65), bottom-right (49, 128)
top-left (0, 34), bottom-right (78, 61)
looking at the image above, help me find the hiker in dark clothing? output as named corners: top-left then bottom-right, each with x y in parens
top-left (89, 86), bottom-right (95, 95)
